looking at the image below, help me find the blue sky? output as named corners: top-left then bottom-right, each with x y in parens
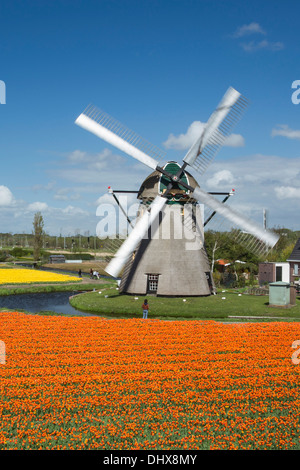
top-left (1, 0), bottom-right (300, 236)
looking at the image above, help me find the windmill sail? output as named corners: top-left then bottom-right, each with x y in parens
top-left (183, 87), bottom-right (248, 175)
top-left (192, 186), bottom-right (279, 254)
top-left (105, 195), bottom-right (167, 278)
top-left (75, 105), bottom-right (165, 170)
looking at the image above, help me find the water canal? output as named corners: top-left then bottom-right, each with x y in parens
top-left (0, 291), bottom-right (96, 316)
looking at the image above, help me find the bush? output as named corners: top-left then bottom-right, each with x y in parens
top-left (10, 247), bottom-right (31, 258)
top-left (237, 276), bottom-right (246, 288)
top-left (64, 253), bottom-right (95, 260)
top-left (0, 250), bottom-right (10, 262)
top-left (212, 271), bottom-right (222, 287)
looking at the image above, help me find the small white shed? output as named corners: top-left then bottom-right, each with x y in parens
top-left (259, 262), bottom-right (290, 285)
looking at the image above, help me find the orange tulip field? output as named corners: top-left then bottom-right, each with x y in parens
top-left (1, 312), bottom-right (300, 450)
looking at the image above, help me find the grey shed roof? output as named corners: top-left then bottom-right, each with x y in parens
top-left (287, 238), bottom-right (300, 262)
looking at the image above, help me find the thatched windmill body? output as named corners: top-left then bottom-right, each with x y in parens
top-left (119, 162), bottom-right (213, 296)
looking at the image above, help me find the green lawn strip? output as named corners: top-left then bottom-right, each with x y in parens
top-left (0, 307), bottom-right (76, 317)
top-left (0, 280), bottom-right (115, 296)
top-left (0, 280), bottom-right (82, 287)
top-left (1, 277), bottom-right (299, 321)
top-left (69, 288), bottom-right (300, 321)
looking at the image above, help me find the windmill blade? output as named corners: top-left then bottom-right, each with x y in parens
top-left (105, 195), bottom-right (167, 278)
top-left (75, 105), bottom-right (165, 171)
top-left (192, 186), bottom-right (279, 253)
top-left (183, 87), bottom-right (248, 175)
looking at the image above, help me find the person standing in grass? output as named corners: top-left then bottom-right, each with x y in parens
top-left (142, 299), bottom-right (149, 319)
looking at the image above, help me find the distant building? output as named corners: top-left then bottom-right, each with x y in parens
top-left (258, 262), bottom-right (290, 286)
top-left (215, 259), bottom-right (249, 287)
top-left (48, 254), bottom-right (65, 264)
top-left (215, 259), bottom-right (231, 273)
top-left (287, 238), bottom-right (300, 284)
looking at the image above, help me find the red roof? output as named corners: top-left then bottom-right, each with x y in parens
top-left (216, 259), bottom-right (230, 266)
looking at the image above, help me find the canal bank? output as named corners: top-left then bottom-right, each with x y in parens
top-left (0, 290), bottom-right (98, 316)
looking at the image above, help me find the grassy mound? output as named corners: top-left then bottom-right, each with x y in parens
top-left (69, 286), bottom-right (300, 321)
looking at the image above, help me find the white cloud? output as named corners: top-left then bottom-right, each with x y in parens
top-left (196, 153), bottom-right (300, 230)
top-left (233, 22), bottom-right (266, 38)
top-left (0, 190), bottom-right (100, 235)
top-left (27, 202), bottom-right (49, 212)
top-left (32, 181), bottom-right (56, 192)
top-left (62, 205), bottom-right (89, 216)
top-left (67, 149), bottom-right (87, 163)
top-left (231, 23), bottom-right (284, 52)
top-left (50, 147), bottom-right (143, 186)
top-left (67, 148), bottom-right (121, 169)
top-left (224, 133), bottom-right (245, 147)
top-left (163, 121), bottom-right (204, 150)
top-left (205, 154), bottom-right (300, 189)
top-left (271, 125), bottom-right (300, 140)
top-left (163, 121), bottom-right (244, 151)
top-left (206, 170), bottom-right (235, 188)
top-left (241, 40), bottom-right (284, 52)
top-left (0, 186), bottom-right (14, 206)
top-left (2, 152), bottom-right (300, 234)
top-left (274, 186), bottom-right (300, 200)
top-left (54, 188), bottom-right (81, 201)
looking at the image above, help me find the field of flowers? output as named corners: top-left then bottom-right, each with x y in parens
top-left (0, 268), bottom-right (80, 285)
top-left (1, 312), bottom-right (300, 450)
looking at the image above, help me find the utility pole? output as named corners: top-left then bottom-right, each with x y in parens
top-left (263, 209), bottom-right (267, 230)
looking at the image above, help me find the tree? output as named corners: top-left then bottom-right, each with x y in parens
top-left (32, 212), bottom-right (44, 261)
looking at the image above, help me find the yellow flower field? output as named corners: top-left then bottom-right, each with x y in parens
top-left (0, 268), bottom-right (80, 285)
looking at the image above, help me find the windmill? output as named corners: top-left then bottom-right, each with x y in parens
top-left (75, 87), bottom-right (279, 296)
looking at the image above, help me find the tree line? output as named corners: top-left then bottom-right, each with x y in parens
top-left (1, 212), bottom-right (299, 273)
top-left (204, 227), bottom-right (299, 265)
top-left (204, 227), bottom-right (299, 287)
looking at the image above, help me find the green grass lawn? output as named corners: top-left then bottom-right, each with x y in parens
top-left (0, 280), bottom-right (114, 296)
top-left (69, 285), bottom-right (300, 321)
top-left (1, 265), bottom-right (299, 322)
